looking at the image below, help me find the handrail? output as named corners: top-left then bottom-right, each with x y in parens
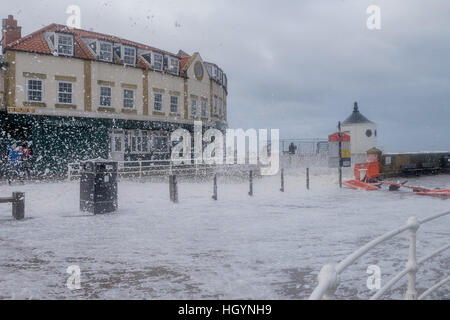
top-left (418, 276), bottom-right (450, 300)
top-left (309, 211), bottom-right (450, 300)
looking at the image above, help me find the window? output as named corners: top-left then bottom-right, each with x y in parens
top-left (218, 98), bottom-right (223, 115)
top-left (57, 34), bottom-right (74, 56)
top-left (100, 86), bottom-right (112, 107)
top-left (366, 129), bottom-right (372, 137)
top-left (58, 82), bottom-right (73, 104)
top-left (214, 97), bottom-right (218, 115)
top-left (114, 137), bottom-right (122, 152)
top-left (154, 93), bottom-right (163, 111)
top-left (223, 74), bottom-right (227, 88)
top-left (123, 46), bottom-right (136, 66)
top-left (99, 41), bottom-right (113, 62)
top-left (170, 96), bottom-right (178, 113)
top-left (205, 64), bottom-right (212, 76)
top-left (218, 69), bottom-right (223, 84)
top-left (168, 57), bottom-right (179, 75)
top-left (153, 53), bottom-right (163, 71)
top-left (123, 89), bottom-right (135, 109)
top-left (27, 79), bottom-right (43, 102)
top-left (191, 99), bottom-right (197, 117)
top-left (201, 100), bottom-right (207, 117)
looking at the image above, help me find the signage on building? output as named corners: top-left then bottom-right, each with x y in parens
top-left (7, 106), bottom-right (35, 113)
top-left (328, 132), bottom-right (351, 168)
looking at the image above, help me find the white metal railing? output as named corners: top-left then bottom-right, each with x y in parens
top-left (309, 211), bottom-right (450, 300)
top-left (67, 159), bottom-right (260, 180)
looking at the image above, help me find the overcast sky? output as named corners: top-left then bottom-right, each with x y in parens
top-left (3, 0), bottom-right (450, 152)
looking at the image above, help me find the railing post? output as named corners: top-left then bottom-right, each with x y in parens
top-left (318, 264), bottom-right (340, 300)
top-left (139, 161), bottom-right (142, 178)
top-left (405, 216), bottom-right (420, 300)
top-left (212, 173), bottom-right (218, 200)
top-left (306, 167), bottom-right (310, 190)
top-left (12, 192), bottom-right (25, 220)
top-left (169, 175), bottom-right (178, 203)
top-left (280, 168), bottom-right (284, 192)
top-left (248, 170), bottom-right (253, 196)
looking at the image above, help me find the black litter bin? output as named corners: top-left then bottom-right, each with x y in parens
top-left (80, 159), bottom-right (118, 214)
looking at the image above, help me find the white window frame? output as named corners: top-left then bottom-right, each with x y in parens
top-left (123, 46), bottom-right (136, 66)
top-left (99, 41), bottom-right (113, 62)
top-left (56, 33), bottom-right (74, 56)
top-left (123, 88), bottom-right (135, 109)
top-left (170, 95), bottom-right (178, 113)
top-left (191, 98), bottom-right (197, 117)
top-left (57, 81), bottom-right (74, 105)
top-left (99, 86), bottom-right (112, 107)
top-left (154, 93), bottom-right (163, 111)
top-left (26, 78), bottom-right (44, 102)
top-left (152, 52), bottom-right (163, 71)
top-left (168, 57), bottom-right (180, 75)
top-left (201, 100), bottom-right (207, 118)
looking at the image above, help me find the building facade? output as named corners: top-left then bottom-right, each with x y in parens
top-left (0, 15), bottom-right (228, 175)
top-left (341, 102), bottom-right (377, 159)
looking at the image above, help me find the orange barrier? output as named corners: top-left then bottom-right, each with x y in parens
top-left (343, 179), bottom-right (379, 191)
top-left (354, 162), bottom-right (380, 182)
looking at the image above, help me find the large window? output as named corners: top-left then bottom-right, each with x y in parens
top-left (123, 89), bottom-right (135, 109)
top-left (201, 100), bottom-right (207, 118)
top-left (154, 93), bottom-right (163, 111)
top-left (100, 86), bottom-right (112, 107)
top-left (153, 53), bottom-right (163, 71)
top-left (58, 82), bottom-right (73, 104)
top-left (123, 46), bottom-right (136, 66)
top-left (57, 34), bottom-right (74, 56)
top-left (99, 41), bottom-right (113, 62)
top-left (170, 96), bottom-right (178, 113)
top-left (191, 98), bottom-right (197, 117)
top-left (27, 79), bottom-right (43, 102)
top-left (168, 57), bottom-right (179, 75)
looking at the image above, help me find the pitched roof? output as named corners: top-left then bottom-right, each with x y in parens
top-left (342, 102), bottom-right (373, 125)
top-left (4, 23), bottom-right (184, 70)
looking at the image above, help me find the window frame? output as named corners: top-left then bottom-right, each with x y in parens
top-left (56, 33), bottom-right (74, 56)
top-left (152, 52), bottom-right (164, 71)
top-left (191, 98), bottom-right (197, 117)
top-left (99, 40), bottom-right (113, 62)
top-left (201, 100), bottom-right (207, 118)
top-left (168, 57), bottom-right (180, 75)
top-left (26, 78), bottom-right (44, 102)
top-left (99, 85), bottom-right (113, 107)
top-left (122, 45), bottom-right (136, 66)
top-left (170, 95), bottom-right (178, 113)
top-left (154, 92), bottom-right (163, 111)
top-left (57, 81), bottom-right (74, 105)
top-left (123, 88), bottom-right (135, 109)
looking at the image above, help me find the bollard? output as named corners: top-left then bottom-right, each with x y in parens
top-left (169, 175), bottom-right (178, 203)
top-left (12, 192), bottom-right (25, 220)
top-left (212, 174), bottom-right (218, 200)
top-left (248, 170), bottom-right (253, 196)
top-left (280, 168), bottom-right (284, 192)
top-left (306, 168), bottom-right (310, 190)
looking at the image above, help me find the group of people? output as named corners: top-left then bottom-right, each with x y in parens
top-left (3, 142), bottom-right (32, 184)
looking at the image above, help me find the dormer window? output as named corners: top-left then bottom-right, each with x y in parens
top-left (123, 46), bottom-right (136, 66)
top-left (168, 57), bottom-right (179, 75)
top-left (99, 41), bottom-right (113, 62)
top-left (153, 53), bottom-right (163, 71)
top-left (57, 34), bottom-right (74, 56)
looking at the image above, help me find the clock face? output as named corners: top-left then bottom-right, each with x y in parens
top-left (194, 61), bottom-right (204, 80)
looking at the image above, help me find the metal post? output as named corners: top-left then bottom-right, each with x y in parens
top-left (212, 174), bottom-right (218, 200)
top-left (338, 121), bottom-right (342, 188)
top-left (248, 170), bottom-right (253, 196)
top-left (169, 175), bottom-right (178, 203)
top-left (12, 192), bottom-right (25, 220)
top-left (280, 168), bottom-right (284, 192)
top-left (405, 217), bottom-right (420, 300)
top-left (306, 167), bottom-right (310, 190)
top-left (139, 161), bottom-right (142, 178)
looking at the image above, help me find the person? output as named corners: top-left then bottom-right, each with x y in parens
top-left (7, 144), bottom-right (23, 185)
top-left (288, 142), bottom-right (297, 155)
top-left (21, 142), bottom-right (32, 179)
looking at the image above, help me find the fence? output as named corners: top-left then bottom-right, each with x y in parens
top-left (309, 210), bottom-right (450, 300)
top-left (68, 159), bottom-right (260, 180)
top-left (0, 192), bottom-right (25, 220)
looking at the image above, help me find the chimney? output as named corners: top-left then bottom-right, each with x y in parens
top-left (2, 15), bottom-right (22, 48)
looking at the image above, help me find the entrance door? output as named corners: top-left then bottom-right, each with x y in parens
top-left (109, 129), bottom-right (124, 161)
